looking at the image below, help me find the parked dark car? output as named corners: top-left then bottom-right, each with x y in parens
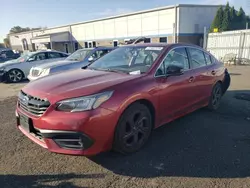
top-left (0, 48), bottom-right (20, 63)
top-left (16, 43), bottom-right (230, 156)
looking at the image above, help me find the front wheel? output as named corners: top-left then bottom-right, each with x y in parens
top-left (113, 103), bottom-right (153, 154)
top-left (7, 69), bottom-right (24, 83)
top-left (207, 82), bottom-right (223, 110)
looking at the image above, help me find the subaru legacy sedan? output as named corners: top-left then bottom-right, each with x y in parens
top-left (27, 47), bottom-right (114, 81)
top-left (16, 43), bottom-right (230, 156)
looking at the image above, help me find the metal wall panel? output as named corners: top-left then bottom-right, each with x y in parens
top-left (207, 29), bottom-right (250, 60)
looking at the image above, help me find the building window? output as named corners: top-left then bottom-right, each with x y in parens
top-left (22, 38), bottom-right (29, 50)
top-left (75, 42), bottom-right (79, 51)
top-left (93, 41), bottom-right (96, 47)
top-left (64, 43), bottom-right (69, 53)
top-left (113, 41), bottom-right (118, 47)
top-left (84, 42), bottom-right (88, 48)
top-left (160, 37), bottom-right (167, 43)
top-left (88, 42), bottom-right (92, 48)
top-left (144, 38), bottom-right (151, 43)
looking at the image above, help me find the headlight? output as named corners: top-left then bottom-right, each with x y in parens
top-left (40, 68), bottom-right (50, 76)
top-left (56, 91), bottom-right (113, 112)
top-left (0, 67), bottom-right (5, 72)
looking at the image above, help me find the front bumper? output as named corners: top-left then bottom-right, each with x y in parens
top-left (16, 104), bottom-right (119, 156)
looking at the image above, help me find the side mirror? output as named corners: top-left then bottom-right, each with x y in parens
top-left (88, 56), bottom-right (94, 62)
top-left (166, 64), bottom-right (184, 76)
top-left (28, 57), bottom-right (35, 62)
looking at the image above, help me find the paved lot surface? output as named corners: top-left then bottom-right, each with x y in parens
top-left (0, 66), bottom-right (250, 188)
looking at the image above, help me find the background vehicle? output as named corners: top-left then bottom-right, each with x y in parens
top-left (28, 46), bottom-right (114, 81)
top-left (0, 48), bottom-right (20, 63)
top-left (0, 50), bottom-right (69, 83)
top-left (16, 43), bottom-right (230, 156)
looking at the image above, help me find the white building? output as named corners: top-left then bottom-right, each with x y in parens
top-left (9, 4), bottom-right (220, 53)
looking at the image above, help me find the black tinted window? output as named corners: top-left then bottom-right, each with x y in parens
top-left (204, 53), bottom-right (212, 65)
top-left (188, 48), bottom-right (206, 68)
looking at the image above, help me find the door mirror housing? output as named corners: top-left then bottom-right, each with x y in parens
top-left (165, 64), bottom-right (184, 76)
top-left (28, 57), bottom-right (35, 62)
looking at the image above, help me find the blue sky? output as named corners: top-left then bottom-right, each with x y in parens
top-left (0, 0), bottom-right (248, 41)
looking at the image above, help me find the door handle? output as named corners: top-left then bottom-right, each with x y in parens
top-left (211, 70), bottom-right (216, 75)
top-left (188, 76), bottom-right (194, 83)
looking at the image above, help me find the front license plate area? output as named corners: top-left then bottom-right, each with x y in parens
top-left (19, 113), bottom-right (30, 132)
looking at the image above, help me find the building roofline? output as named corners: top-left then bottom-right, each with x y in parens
top-left (9, 4), bottom-right (222, 36)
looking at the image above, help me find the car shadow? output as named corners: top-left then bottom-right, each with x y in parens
top-left (0, 173), bottom-right (104, 188)
top-left (90, 90), bottom-right (250, 179)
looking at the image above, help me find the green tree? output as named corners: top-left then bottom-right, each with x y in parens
top-left (236, 7), bottom-right (246, 29)
top-left (229, 6), bottom-right (237, 30)
top-left (9, 26), bottom-right (42, 34)
top-left (210, 6), bottom-right (224, 32)
top-left (221, 2), bottom-right (230, 31)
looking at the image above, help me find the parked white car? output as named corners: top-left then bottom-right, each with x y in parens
top-left (0, 50), bottom-right (69, 83)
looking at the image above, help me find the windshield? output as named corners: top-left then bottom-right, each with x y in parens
top-left (66, 49), bottom-right (92, 61)
top-left (12, 52), bottom-right (33, 63)
top-left (88, 46), bottom-right (164, 74)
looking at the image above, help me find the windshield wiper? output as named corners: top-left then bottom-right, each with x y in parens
top-left (87, 67), bottom-right (127, 74)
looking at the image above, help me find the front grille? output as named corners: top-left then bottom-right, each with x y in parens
top-left (31, 69), bottom-right (40, 77)
top-left (18, 90), bottom-right (50, 116)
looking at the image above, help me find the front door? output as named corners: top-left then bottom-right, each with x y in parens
top-left (155, 47), bottom-right (197, 124)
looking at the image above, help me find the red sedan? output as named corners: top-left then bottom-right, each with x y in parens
top-left (16, 43), bottom-right (230, 156)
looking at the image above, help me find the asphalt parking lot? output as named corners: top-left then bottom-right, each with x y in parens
top-left (0, 66), bottom-right (250, 188)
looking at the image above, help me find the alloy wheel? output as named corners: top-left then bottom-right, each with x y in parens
top-left (122, 110), bottom-right (151, 148)
top-left (212, 84), bottom-right (222, 108)
top-left (8, 70), bottom-right (23, 82)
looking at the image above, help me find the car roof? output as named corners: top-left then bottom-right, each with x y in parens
top-left (35, 50), bottom-right (68, 54)
top-left (120, 42), bottom-right (204, 49)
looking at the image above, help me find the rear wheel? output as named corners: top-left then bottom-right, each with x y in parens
top-left (113, 103), bottom-right (153, 154)
top-left (207, 82), bottom-right (223, 110)
top-left (7, 69), bottom-right (24, 83)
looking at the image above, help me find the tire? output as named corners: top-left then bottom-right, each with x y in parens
top-left (7, 69), bottom-right (24, 83)
top-left (207, 82), bottom-right (223, 110)
top-left (113, 103), bottom-right (153, 154)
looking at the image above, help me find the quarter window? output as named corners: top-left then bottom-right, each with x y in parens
top-left (204, 53), bottom-right (212, 65)
top-left (155, 47), bottom-right (189, 76)
top-left (188, 48), bottom-right (207, 68)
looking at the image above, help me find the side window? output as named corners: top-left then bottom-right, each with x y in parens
top-left (204, 53), bottom-right (212, 65)
top-left (60, 53), bottom-right (68, 57)
top-left (34, 53), bottom-right (47, 61)
top-left (188, 48), bottom-right (206, 68)
top-left (155, 48), bottom-right (189, 76)
top-left (92, 50), bottom-right (109, 59)
top-left (48, 52), bottom-right (62, 59)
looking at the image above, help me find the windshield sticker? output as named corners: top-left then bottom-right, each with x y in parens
top-left (145, 47), bottom-right (163, 51)
top-left (129, 70), bottom-right (141, 75)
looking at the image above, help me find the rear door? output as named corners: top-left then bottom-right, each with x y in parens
top-left (187, 47), bottom-right (213, 104)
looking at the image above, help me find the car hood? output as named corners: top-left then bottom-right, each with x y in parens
top-left (22, 69), bottom-right (140, 102)
top-left (34, 59), bottom-right (79, 70)
top-left (0, 60), bottom-right (19, 68)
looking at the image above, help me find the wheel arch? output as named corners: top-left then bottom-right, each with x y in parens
top-left (117, 98), bottom-right (156, 128)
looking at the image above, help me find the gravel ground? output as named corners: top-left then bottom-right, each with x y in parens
top-left (0, 66), bottom-right (250, 188)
